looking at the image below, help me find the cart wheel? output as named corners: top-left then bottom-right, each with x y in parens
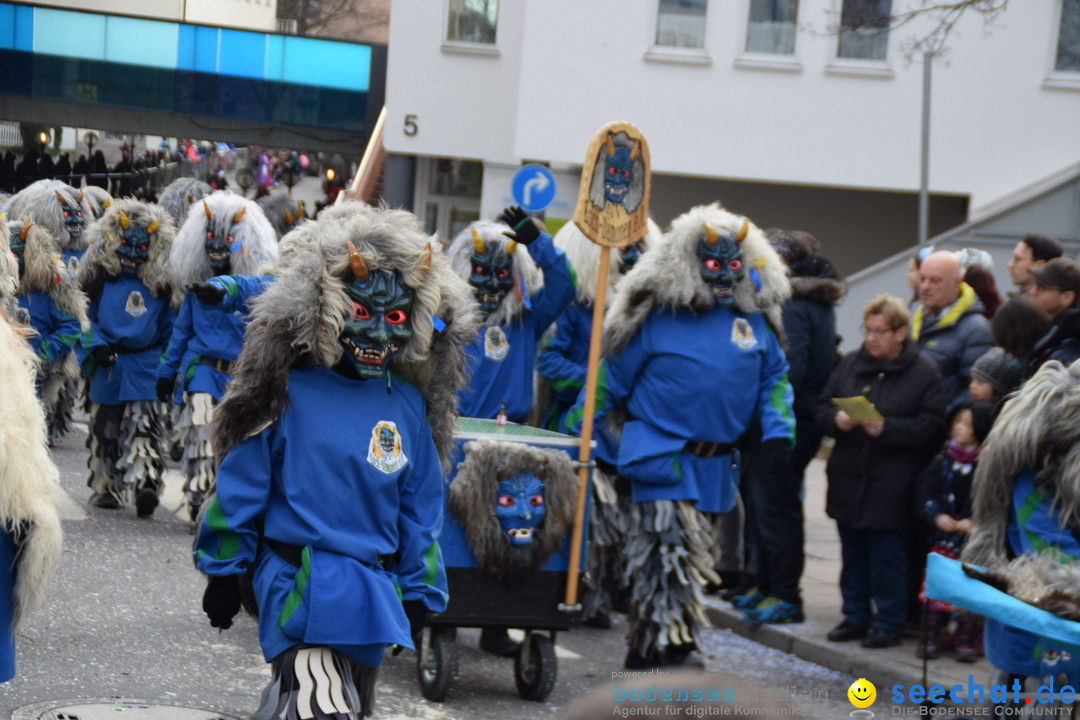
top-left (417, 627), bottom-right (456, 702)
top-left (514, 632), bottom-right (557, 701)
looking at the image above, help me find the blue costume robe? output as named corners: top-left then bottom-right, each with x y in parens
top-left (158, 289), bottom-right (251, 402)
top-left (537, 302), bottom-right (618, 464)
top-left (85, 274), bottom-right (174, 405)
top-left (568, 305), bottom-right (794, 513)
top-left (457, 232), bottom-right (575, 421)
top-left (16, 290), bottom-right (81, 363)
top-left (194, 366), bottom-right (448, 667)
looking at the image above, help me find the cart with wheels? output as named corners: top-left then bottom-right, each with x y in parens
top-left (416, 417), bottom-right (591, 702)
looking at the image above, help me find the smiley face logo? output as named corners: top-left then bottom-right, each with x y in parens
top-left (848, 678), bottom-right (876, 708)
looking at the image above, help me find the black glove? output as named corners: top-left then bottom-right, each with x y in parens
top-left (760, 437), bottom-right (792, 485)
top-left (156, 376), bottom-right (175, 403)
top-left (186, 281), bottom-right (226, 306)
top-left (498, 205), bottom-right (541, 246)
top-left (202, 575), bottom-right (242, 630)
top-left (91, 344), bottom-right (116, 368)
top-left (392, 600), bottom-right (427, 655)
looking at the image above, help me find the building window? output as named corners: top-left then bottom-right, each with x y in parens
top-left (837, 0), bottom-right (891, 60)
top-left (447, 0), bottom-right (498, 44)
top-left (429, 158), bottom-right (483, 197)
top-left (656, 0), bottom-right (708, 49)
top-left (1058, 0), bottom-right (1080, 71)
top-left (746, 0), bottom-right (799, 54)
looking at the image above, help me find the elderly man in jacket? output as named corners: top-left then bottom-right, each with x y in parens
top-left (910, 251), bottom-right (993, 410)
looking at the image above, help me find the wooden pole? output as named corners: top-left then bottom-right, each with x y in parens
top-left (563, 245), bottom-right (611, 609)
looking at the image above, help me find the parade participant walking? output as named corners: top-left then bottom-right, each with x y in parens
top-left (194, 203), bottom-right (478, 720)
top-left (158, 193), bottom-right (278, 521)
top-left (818, 294), bottom-right (946, 649)
top-left (6, 219), bottom-right (88, 443)
top-left (77, 199), bottom-right (177, 516)
top-left (0, 312), bottom-right (64, 683)
top-left (6, 179), bottom-right (92, 273)
top-left (568, 202), bottom-right (794, 668)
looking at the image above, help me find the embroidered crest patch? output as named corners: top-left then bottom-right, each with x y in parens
top-left (14, 307), bottom-right (30, 326)
top-left (125, 291), bottom-right (147, 317)
top-left (484, 326), bottom-right (510, 361)
top-left (367, 420), bottom-right (408, 474)
top-left (731, 317), bottom-right (757, 350)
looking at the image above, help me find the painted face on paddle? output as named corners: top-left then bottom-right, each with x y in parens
top-left (494, 471), bottom-right (546, 546)
top-left (341, 270), bottom-right (414, 379)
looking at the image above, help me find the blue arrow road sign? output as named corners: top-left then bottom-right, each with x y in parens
top-left (511, 164), bottom-right (557, 213)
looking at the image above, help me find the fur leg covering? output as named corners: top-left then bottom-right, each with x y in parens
top-left (86, 402), bottom-right (124, 500)
top-left (252, 645), bottom-right (378, 720)
top-left (117, 401), bottom-right (167, 496)
top-left (623, 500), bottom-right (720, 659)
top-left (178, 392), bottom-right (216, 510)
top-left (41, 356), bottom-right (80, 443)
top-left (582, 468), bottom-right (631, 621)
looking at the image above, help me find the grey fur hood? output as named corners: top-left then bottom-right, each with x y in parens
top-left (790, 275), bottom-right (846, 307)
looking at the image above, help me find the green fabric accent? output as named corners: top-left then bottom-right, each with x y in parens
top-left (672, 452), bottom-right (683, 482)
top-left (203, 495), bottom-right (241, 561)
top-left (769, 374), bottom-right (796, 443)
top-left (1015, 488), bottom-right (1076, 565)
top-left (566, 259), bottom-right (578, 290)
top-left (37, 339), bottom-right (51, 361)
top-left (422, 541), bottom-right (440, 587)
top-left (277, 546), bottom-right (312, 629)
top-left (184, 354), bottom-right (200, 384)
top-left (547, 376), bottom-right (585, 393)
top-left (57, 332), bottom-right (79, 344)
top-left (222, 276), bottom-right (239, 298)
top-left (563, 362), bottom-right (607, 434)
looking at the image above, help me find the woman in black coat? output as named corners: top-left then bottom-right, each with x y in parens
top-left (816, 293), bottom-right (946, 649)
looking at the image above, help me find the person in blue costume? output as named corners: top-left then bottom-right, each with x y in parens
top-left (535, 218), bottom-right (661, 629)
top-left (566, 202), bottom-right (794, 668)
top-left (962, 359), bottom-right (1080, 688)
top-left (445, 206), bottom-right (575, 656)
top-left (77, 199), bottom-right (178, 517)
top-left (194, 203), bottom-right (479, 720)
top-left (6, 219), bottom-right (88, 443)
top-left (0, 311), bottom-right (64, 684)
top-left (448, 207), bottom-right (576, 424)
top-left (158, 192), bottom-right (279, 521)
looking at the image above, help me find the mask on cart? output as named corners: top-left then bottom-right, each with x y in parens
top-left (341, 244), bottom-right (414, 379)
top-left (494, 470), bottom-right (547, 546)
top-left (468, 228), bottom-right (515, 315)
top-left (698, 220), bottom-right (747, 306)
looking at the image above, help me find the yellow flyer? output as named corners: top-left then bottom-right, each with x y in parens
top-left (830, 396), bottom-right (884, 422)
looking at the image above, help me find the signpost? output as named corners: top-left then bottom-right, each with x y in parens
top-left (562, 121), bottom-right (651, 611)
top-left (511, 163), bottom-right (557, 213)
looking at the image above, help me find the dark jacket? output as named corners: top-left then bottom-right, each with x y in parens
top-left (1026, 307), bottom-right (1080, 378)
top-left (784, 268), bottom-right (845, 421)
top-left (816, 338), bottom-right (947, 531)
top-left (910, 283), bottom-right (993, 409)
top-left (919, 450), bottom-right (976, 552)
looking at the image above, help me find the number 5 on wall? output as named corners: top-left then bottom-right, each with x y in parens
top-left (403, 114), bottom-right (418, 136)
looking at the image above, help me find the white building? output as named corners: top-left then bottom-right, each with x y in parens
top-left (384, 0), bottom-right (1080, 278)
top-left (21, 0), bottom-right (277, 31)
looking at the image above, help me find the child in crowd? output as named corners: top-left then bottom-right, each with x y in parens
top-left (967, 347), bottom-right (1024, 404)
top-left (917, 400), bottom-right (995, 662)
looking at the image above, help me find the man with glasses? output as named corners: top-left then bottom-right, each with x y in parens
top-left (1006, 233), bottom-right (1062, 296)
top-left (1024, 257), bottom-right (1080, 375)
top-left (910, 251), bottom-right (993, 410)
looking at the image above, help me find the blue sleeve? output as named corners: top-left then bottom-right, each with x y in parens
top-left (85, 295), bottom-right (107, 351)
top-left (38, 298), bottom-right (82, 362)
top-left (757, 323), bottom-right (796, 444)
top-left (208, 274), bottom-right (272, 314)
top-left (394, 420), bottom-right (449, 613)
top-left (525, 233), bottom-right (577, 336)
top-left (536, 309), bottom-right (587, 400)
top-left (565, 320), bottom-right (648, 436)
top-left (193, 431), bottom-right (273, 576)
top-left (158, 296), bottom-right (194, 379)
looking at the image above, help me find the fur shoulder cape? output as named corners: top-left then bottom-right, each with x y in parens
top-left (158, 178), bottom-right (212, 227)
top-left (963, 359), bottom-right (1080, 569)
top-left (0, 316), bottom-right (63, 626)
top-left (212, 202), bottom-right (480, 473)
top-left (77, 198), bottom-right (177, 307)
top-left (603, 202), bottom-right (790, 356)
